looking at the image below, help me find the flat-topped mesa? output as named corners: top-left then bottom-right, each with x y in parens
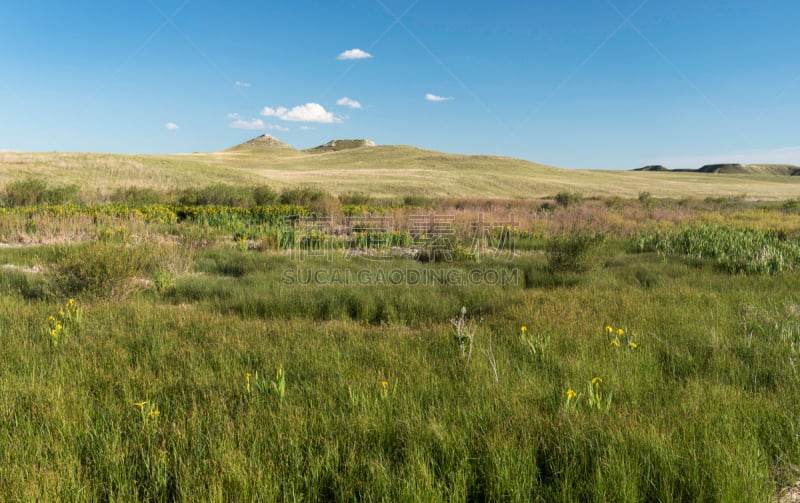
top-left (307, 139), bottom-right (376, 153)
top-left (227, 134), bottom-right (294, 151)
top-left (698, 163), bottom-right (747, 174)
top-left (632, 163), bottom-right (800, 175)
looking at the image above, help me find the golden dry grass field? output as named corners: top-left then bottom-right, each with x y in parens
top-left (2, 138), bottom-right (799, 200)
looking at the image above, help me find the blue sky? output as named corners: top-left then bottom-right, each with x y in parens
top-left (1, 0), bottom-right (799, 169)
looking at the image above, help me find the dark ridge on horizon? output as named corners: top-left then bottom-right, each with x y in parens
top-left (633, 163), bottom-right (800, 176)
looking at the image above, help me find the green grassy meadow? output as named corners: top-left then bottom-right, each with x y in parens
top-left (2, 152), bottom-right (800, 500)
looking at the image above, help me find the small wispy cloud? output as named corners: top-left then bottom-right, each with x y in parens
top-left (230, 118), bottom-right (265, 130)
top-left (226, 112), bottom-right (240, 119)
top-left (165, 122), bottom-right (180, 130)
top-left (235, 81), bottom-right (251, 87)
top-left (425, 93), bottom-right (452, 102)
top-left (300, 125), bottom-right (313, 131)
top-left (336, 97), bottom-right (362, 109)
top-left (267, 124), bottom-right (289, 132)
top-left (262, 103), bottom-right (341, 123)
top-left (337, 48), bottom-right (372, 60)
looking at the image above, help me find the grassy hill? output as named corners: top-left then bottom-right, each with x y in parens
top-left (1, 136), bottom-right (799, 200)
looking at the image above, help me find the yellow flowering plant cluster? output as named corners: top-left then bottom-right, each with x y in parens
top-left (605, 325), bottom-right (638, 351)
top-left (520, 324), bottom-right (549, 356)
top-left (46, 298), bottom-right (81, 347)
top-left (564, 388), bottom-right (579, 413)
top-left (272, 364), bottom-right (286, 402)
top-left (245, 364), bottom-right (286, 403)
top-left (586, 377), bottom-right (612, 411)
top-left (133, 400), bottom-right (161, 425)
top-left (564, 376), bottom-right (613, 413)
top-left (9, 203), bottom-right (178, 224)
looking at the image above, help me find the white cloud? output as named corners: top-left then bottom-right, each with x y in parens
top-left (267, 124), bottom-right (289, 132)
top-left (226, 112), bottom-right (240, 119)
top-left (261, 103), bottom-right (341, 123)
top-left (425, 93), bottom-right (452, 102)
top-left (300, 126), bottom-right (313, 131)
top-left (336, 97), bottom-right (362, 109)
top-left (165, 122), bottom-right (179, 130)
top-left (261, 106), bottom-right (287, 118)
top-left (337, 48), bottom-right (372, 60)
top-left (230, 118), bottom-right (265, 130)
top-left (235, 81), bottom-right (251, 87)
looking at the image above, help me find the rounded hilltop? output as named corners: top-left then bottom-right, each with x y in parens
top-left (226, 134), bottom-right (294, 152)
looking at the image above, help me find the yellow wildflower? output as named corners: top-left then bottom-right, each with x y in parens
top-left (604, 326), bottom-right (612, 334)
top-left (521, 325), bottom-right (527, 333)
top-left (630, 342), bottom-right (638, 349)
top-left (381, 380), bottom-right (388, 390)
top-left (133, 401), bottom-right (147, 410)
top-left (591, 377), bottom-right (602, 384)
top-left (610, 340), bottom-right (620, 347)
top-left (566, 389), bottom-right (576, 399)
top-left (617, 328), bottom-right (624, 336)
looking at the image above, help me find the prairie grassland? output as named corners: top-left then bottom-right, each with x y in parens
top-left (2, 146), bottom-right (800, 200)
top-left (2, 190), bottom-right (800, 501)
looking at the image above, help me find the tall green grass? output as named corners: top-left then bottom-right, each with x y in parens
top-left (2, 201), bottom-right (800, 500)
top-left (2, 251), bottom-right (799, 500)
top-left (633, 224), bottom-right (800, 274)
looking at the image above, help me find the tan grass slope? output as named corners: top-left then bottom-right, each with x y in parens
top-left (1, 135), bottom-right (799, 200)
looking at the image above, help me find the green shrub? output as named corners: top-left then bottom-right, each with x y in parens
top-left (339, 192), bottom-right (372, 205)
top-left (179, 185), bottom-right (255, 207)
top-left (4, 178), bottom-right (48, 206)
top-left (110, 186), bottom-right (165, 204)
top-left (402, 195), bottom-right (435, 208)
top-left (554, 191), bottom-right (582, 208)
top-left (3, 178), bottom-right (78, 207)
top-left (783, 198), bottom-right (800, 213)
top-left (49, 242), bottom-right (155, 298)
top-left (253, 185), bottom-right (279, 206)
top-left (153, 269), bottom-right (173, 294)
top-left (0, 268), bottom-right (52, 300)
top-left (545, 230), bottom-right (604, 273)
top-left (278, 187), bottom-right (326, 206)
top-left (279, 187), bottom-right (339, 216)
top-left (44, 184), bottom-right (79, 205)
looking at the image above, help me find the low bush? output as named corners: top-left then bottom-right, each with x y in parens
top-left (179, 185), bottom-right (255, 207)
top-left (545, 230), bottom-right (604, 273)
top-left (49, 242), bottom-right (155, 298)
top-left (554, 191), bottom-right (583, 208)
top-left (253, 185), bottom-right (279, 206)
top-left (339, 192), bottom-right (372, 205)
top-left (280, 187), bottom-right (339, 216)
top-left (110, 187), bottom-right (165, 205)
top-left (3, 178), bottom-right (79, 207)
